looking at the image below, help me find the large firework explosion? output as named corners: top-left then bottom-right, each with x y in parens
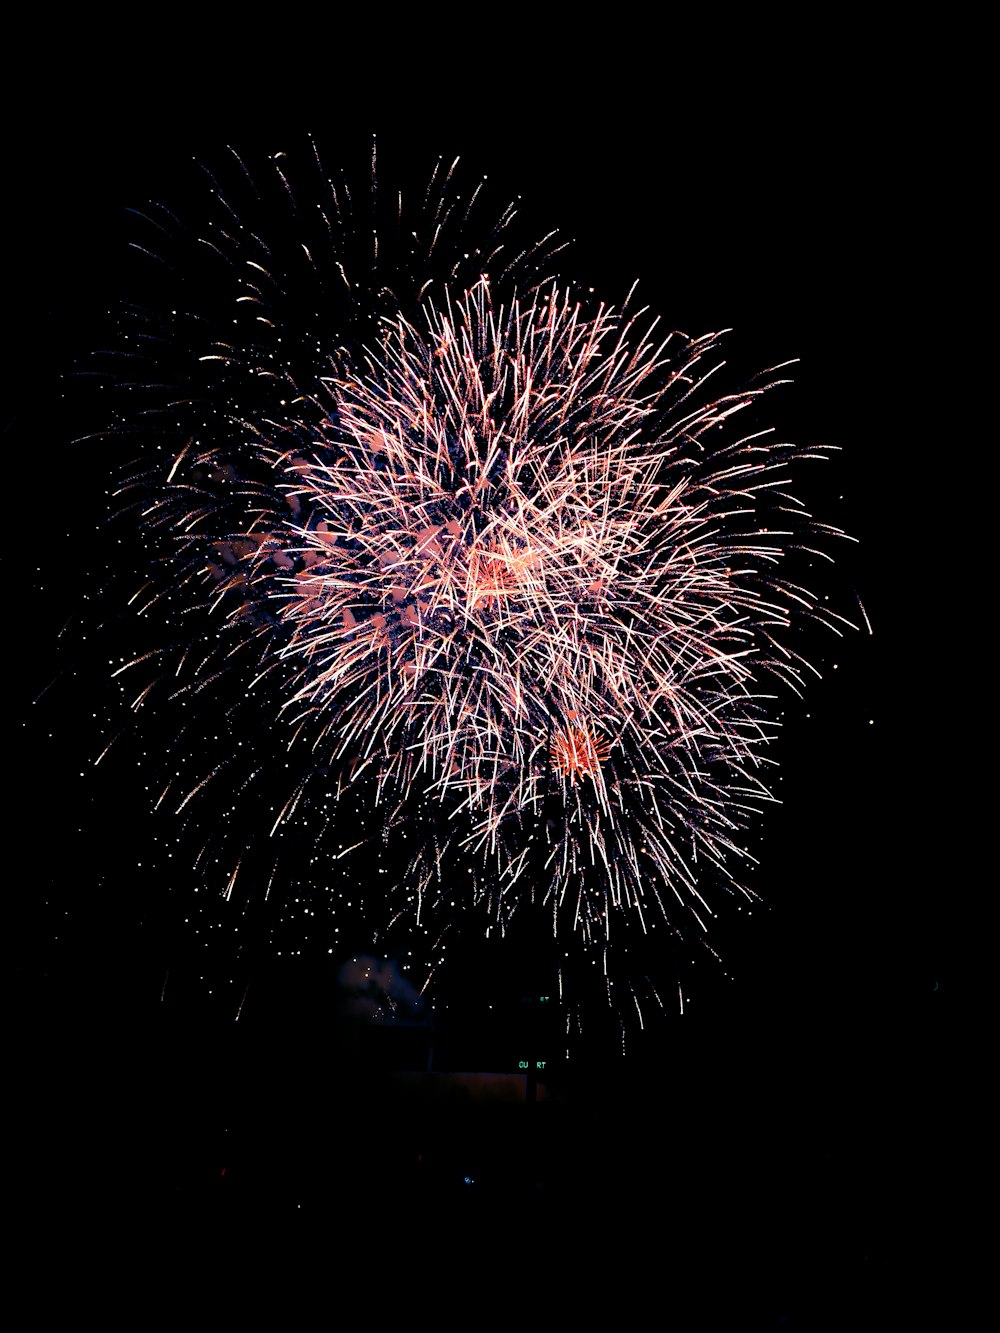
top-left (76, 139), bottom-right (856, 1038)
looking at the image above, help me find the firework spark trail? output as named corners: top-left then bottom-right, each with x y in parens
top-left (90, 140), bottom-right (855, 1023)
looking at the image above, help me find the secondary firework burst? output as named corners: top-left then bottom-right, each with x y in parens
top-left (89, 139), bottom-right (855, 1024)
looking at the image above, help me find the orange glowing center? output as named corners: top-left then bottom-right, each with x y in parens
top-left (550, 725), bottom-right (612, 782)
top-left (467, 540), bottom-right (539, 609)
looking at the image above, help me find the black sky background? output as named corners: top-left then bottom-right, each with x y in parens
top-left (9, 23), bottom-right (977, 1316)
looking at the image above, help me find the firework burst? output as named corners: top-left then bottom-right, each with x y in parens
top-left (86, 140), bottom-right (855, 1030)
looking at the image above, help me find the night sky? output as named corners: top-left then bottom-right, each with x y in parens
top-left (11, 27), bottom-right (972, 1322)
